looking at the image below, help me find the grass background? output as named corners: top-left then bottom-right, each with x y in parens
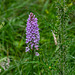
top-left (0, 0), bottom-right (75, 75)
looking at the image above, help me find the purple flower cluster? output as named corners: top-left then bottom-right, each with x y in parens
top-left (26, 12), bottom-right (40, 56)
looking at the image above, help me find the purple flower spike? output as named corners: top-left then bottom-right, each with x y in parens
top-left (26, 12), bottom-right (40, 56)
